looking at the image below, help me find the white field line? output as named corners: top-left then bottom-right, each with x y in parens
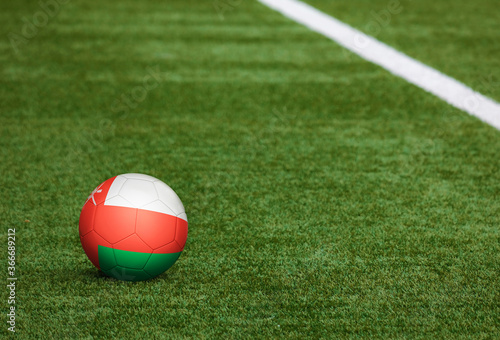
top-left (258, 0), bottom-right (500, 130)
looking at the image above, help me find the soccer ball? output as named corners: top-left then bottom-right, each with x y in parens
top-left (79, 173), bottom-right (188, 281)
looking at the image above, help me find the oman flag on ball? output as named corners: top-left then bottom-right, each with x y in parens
top-left (79, 173), bottom-right (188, 282)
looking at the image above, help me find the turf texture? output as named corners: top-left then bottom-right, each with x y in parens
top-left (0, 0), bottom-right (499, 338)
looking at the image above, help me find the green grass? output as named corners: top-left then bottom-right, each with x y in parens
top-left (305, 0), bottom-right (500, 101)
top-left (1, 0), bottom-right (499, 338)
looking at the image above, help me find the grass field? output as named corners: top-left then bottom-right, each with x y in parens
top-left (1, 0), bottom-right (499, 338)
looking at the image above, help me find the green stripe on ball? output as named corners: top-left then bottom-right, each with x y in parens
top-left (98, 245), bottom-right (181, 282)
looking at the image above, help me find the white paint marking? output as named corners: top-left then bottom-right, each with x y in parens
top-left (258, 0), bottom-right (500, 130)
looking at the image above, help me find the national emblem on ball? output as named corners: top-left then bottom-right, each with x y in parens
top-left (79, 173), bottom-right (188, 281)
